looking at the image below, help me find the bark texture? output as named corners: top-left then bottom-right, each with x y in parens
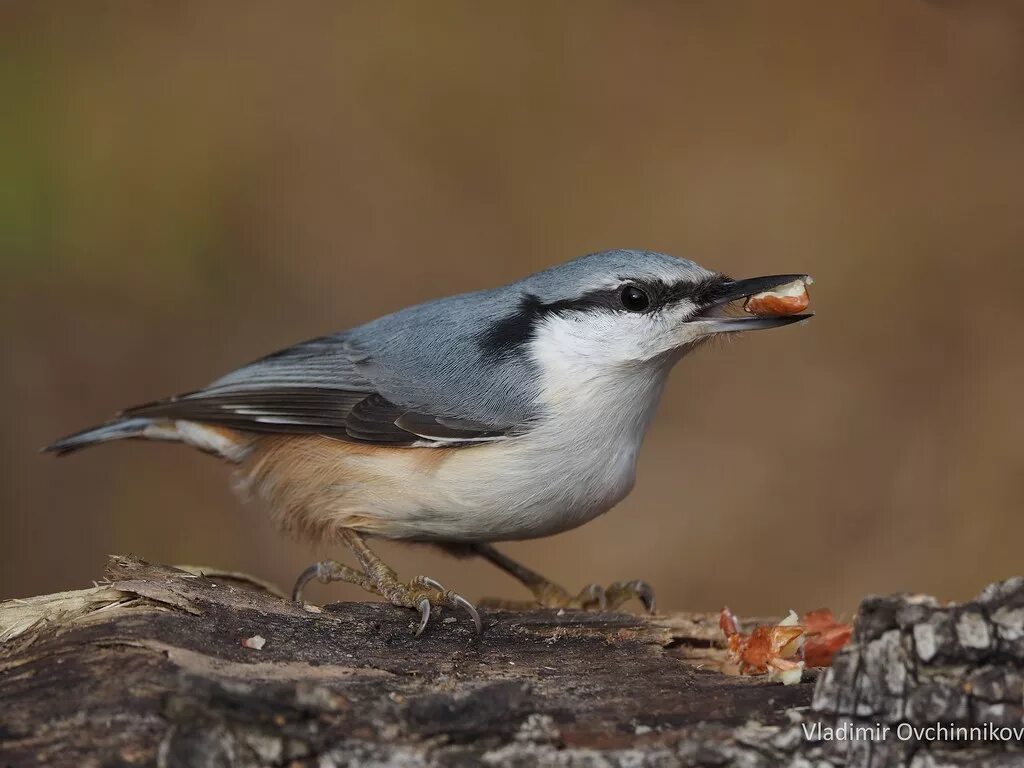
top-left (1, 557), bottom-right (1022, 767)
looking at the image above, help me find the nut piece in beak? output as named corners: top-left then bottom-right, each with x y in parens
top-left (744, 277), bottom-right (812, 317)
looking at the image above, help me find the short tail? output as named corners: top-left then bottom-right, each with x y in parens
top-left (44, 418), bottom-right (159, 456)
top-left (44, 417), bottom-right (249, 461)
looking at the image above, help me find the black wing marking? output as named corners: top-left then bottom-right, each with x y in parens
top-left (394, 412), bottom-right (507, 442)
top-left (344, 394), bottom-right (414, 443)
top-left (119, 333), bottom-right (521, 446)
top-left (122, 389), bottom-right (511, 446)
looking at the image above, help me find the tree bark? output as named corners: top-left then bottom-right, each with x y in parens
top-left (1, 556), bottom-right (1021, 767)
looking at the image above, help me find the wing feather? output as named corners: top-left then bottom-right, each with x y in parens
top-left (121, 337), bottom-right (518, 446)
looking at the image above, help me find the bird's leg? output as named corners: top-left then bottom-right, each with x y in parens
top-left (340, 530), bottom-right (481, 636)
top-left (471, 543), bottom-right (595, 609)
top-left (471, 543), bottom-right (655, 613)
top-left (291, 560), bottom-right (379, 604)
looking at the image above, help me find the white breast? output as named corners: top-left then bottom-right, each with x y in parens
top-left (445, 366), bottom-right (669, 541)
top-left (356, 314), bottom-right (674, 541)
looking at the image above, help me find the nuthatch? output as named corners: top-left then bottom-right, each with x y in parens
top-left (48, 249), bottom-right (812, 635)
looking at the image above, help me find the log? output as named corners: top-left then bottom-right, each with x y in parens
top-left (1, 556), bottom-right (1022, 767)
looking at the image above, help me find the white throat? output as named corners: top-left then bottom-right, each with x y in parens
top-left (491, 314), bottom-right (676, 535)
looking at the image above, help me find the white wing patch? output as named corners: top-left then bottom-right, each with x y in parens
top-left (142, 420), bottom-right (250, 462)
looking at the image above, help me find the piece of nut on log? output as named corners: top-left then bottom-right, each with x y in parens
top-left (744, 277), bottom-right (812, 316)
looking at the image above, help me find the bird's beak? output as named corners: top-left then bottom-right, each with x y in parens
top-left (687, 274), bottom-right (814, 332)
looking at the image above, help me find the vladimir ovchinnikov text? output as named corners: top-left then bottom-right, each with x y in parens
top-left (802, 721), bottom-right (1024, 743)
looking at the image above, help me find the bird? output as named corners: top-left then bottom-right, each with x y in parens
top-left (46, 249), bottom-right (812, 635)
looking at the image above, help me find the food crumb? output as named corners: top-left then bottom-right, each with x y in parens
top-left (242, 635), bottom-right (267, 650)
top-left (744, 278), bottom-right (812, 316)
top-left (719, 606), bottom-right (852, 686)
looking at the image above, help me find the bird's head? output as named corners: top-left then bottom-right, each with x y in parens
top-left (481, 249), bottom-right (812, 378)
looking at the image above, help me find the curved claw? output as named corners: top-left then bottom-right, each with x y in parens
top-left (408, 576), bottom-right (482, 635)
top-left (608, 579), bottom-right (656, 613)
top-left (452, 593), bottom-right (483, 635)
top-left (291, 562), bottom-right (323, 603)
top-left (415, 597), bottom-right (432, 636)
top-left (419, 576), bottom-right (447, 593)
top-left (636, 581), bottom-right (656, 614)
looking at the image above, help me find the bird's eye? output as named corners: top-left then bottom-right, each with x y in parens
top-left (619, 284), bottom-right (651, 312)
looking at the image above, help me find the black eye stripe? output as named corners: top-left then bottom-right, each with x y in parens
top-left (478, 276), bottom-right (728, 359)
top-left (676, 275), bottom-right (732, 306)
top-left (617, 275), bottom-right (728, 311)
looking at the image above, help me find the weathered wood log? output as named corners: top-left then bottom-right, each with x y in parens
top-left (1, 557), bottom-right (1022, 767)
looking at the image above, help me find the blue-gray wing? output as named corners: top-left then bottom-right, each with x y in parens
top-left (121, 334), bottom-right (519, 445)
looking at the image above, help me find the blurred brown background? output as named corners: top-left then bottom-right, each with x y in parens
top-left (3, 1), bottom-right (1023, 616)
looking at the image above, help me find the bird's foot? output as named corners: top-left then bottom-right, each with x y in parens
top-left (480, 578), bottom-right (655, 613)
top-left (377, 574), bottom-right (482, 636)
top-left (327, 530), bottom-right (483, 636)
top-left (604, 579), bottom-right (656, 613)
top-left (290, 559), bottom-right (481, 636)
top-left (291, 559), bottom-right (378, 603)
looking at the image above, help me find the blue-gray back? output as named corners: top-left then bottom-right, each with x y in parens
top-left (121, 250), bottom-right (710, 441)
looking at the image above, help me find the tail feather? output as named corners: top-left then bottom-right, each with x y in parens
top-left (45, 417), bottom-right (250, 461)
top-left (43, 418), bottom-right (160, 456)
